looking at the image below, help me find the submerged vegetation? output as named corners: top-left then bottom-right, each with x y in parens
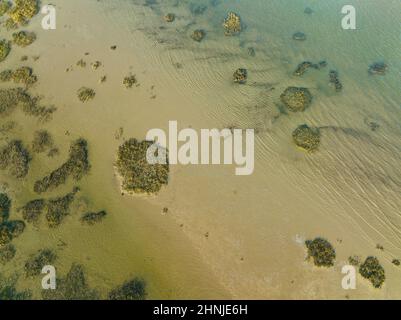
top-left (0, 39), bottom-right (11, 62)
top-left (19, 199), bottom-right (46, 224)
top-left (280, 87), bottom-right (312, 112)
top-left (359, 256), bottom-right (385, 288)
top-left (368, 62), bottom-right (388, 75)
top-left (191, 29), bottom-right (206, 42)
top-left (223, 12), bottom-right (241, 36)
top-left (109, 277), bottom-right (147, 300)
top-left (116, 139), bottom-right (169, 194)
top-left (42, 264), bottom-right (99, 300)
top-left (31, 130), bottom-right (53, 153)
top-left (45, 188), bottom-right (79, 227)
top-left (292, 124), bottom-right (321, 152)
top-left (305, 237), bottom-right (336, 267)
top-left (12, 30), bottom-right (36, 47)
top-left (7, 0), bottom-right (39, 26)
top-left (123, 75), bottom-right (137, 88)
top-left (77, 87), bottom-right (96, 102)
top-left (80, 210), bottom-right (107, 225)
top-left (24, 249), bottom-right (57, 277)
top-left (329, 70), bottom-right (343, 92)
top-left (0, 140), bottom-right (30, 178)
top-left (0, 274), bottom-right (31, 300)
top-left (0, 243), bottom-right (16, 264)
top-left (0, 193), bottom-right (11, 223)
top-left (0, 87), bottom-right (56, 120)
top-left (0, 1), bottom-right (11, 17)
top-left (0, 67), bottom-right (38, 86)
top-left (34, 139), bottom-right (89, 193)
top-left (233, 68), bottom-right (248, 84)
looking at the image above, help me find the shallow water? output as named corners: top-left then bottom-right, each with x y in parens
top-left (0, 0), bottom-right (401, 299)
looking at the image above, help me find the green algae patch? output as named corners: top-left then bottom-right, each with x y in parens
top-left (0, 140), bottom-right (30, 178)
top-left (42, 264), bottom-right (99, 300)
top-left (292, 124), bottom-right (320, 152)
top-left (12, 30), bottom-right (36, 47)
top-left (109, 277), bottom-right (147, 300)
top-left (280, 87), bottom-right (312, 112)
top-left (45, 188), bottom-right (79, 228)
top-left (223, 12), bottom-right (241, 36)
top-left (359, 256), bottom-right (385, 288)
top-left (116, 139), bottom-right (169, 194)
top-left (34, 139), bottom-right (89, 193)
top-left (305, 237), bottom-right (336, 267)
top-left (0, 39), bottom-right (11, 63)
top-left (80, 210), bottom-right (107, 226)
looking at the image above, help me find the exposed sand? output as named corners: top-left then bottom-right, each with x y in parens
top-left (1, 0), bottom-right (401, 299)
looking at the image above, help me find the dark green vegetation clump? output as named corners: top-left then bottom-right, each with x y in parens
top-left (280, 87), bottom-right (312, 112)
top-left (77, 87), bottom-right (95, 102)
top-left (116, 139), bottom-right (169, 194)
top-left (24, 249), bottom-right (57, 277)
top-left (305, 237), bottom-right (336, 267)
top-left (34, 139), bottom-right (89, 193)
top-left (0, 243), bottom-right (15, 264)
top-left (45, 188), bottom-right (78, 228)
top-left (42, 264), bottom-right (99, 300)
top-left (123, 75), bottom-right (137, 88)
top-left (233, 68), bottom-right (247, 84)
top-left (0, 193), bottom-right (11, 223)
top-left (108, 277), bottom-right (147, 300)
top-left (392, 259), bottom-right (400, 266)
top-left (32, 130), bottom-right (53, 153)
top-left (292, 124), bottom-right (321, 152)
top-left (329, 70), bottom-right (343, 92)
top-left (12, 30), bottom-right (36, 47)
top-left (368, 62), bottom-right (388, 75)
top-left (164, 13), bottom-right (175, 22)
top-left (19, 199), bottom-right (45, 223)
top-left (348, 255), bottom-right (361, 266)
top-left (0, 88), bottom-right (56, 120)
top-left (0, 274), bottom-right (31, 300)
top-left (292, 31), bottom-right (306, 41)
top-left (0, 39), bottom-right (11, 62)
top-left (80, 210), bottom-right (107, 226)
top-left (0, 140), bottom-right (30, 178)
top-left (359, 256), bottom-right (385, 288)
